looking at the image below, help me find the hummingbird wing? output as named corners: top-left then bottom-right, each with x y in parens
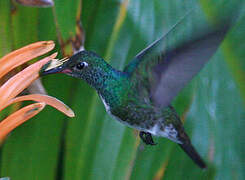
top-left (124, 10), bottom-right (233, 108)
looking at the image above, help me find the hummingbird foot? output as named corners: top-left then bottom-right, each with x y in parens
top-left (139, 131), bottom-right (157, 145)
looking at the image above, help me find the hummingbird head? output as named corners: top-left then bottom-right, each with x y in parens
top-left (41, 50), bottom-right (113, 89)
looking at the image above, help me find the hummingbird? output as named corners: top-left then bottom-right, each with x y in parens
top-left (41, 14), bottom-right (233, 169)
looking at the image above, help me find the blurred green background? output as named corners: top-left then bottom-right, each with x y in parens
top-left (0, 0), bottom-right (244, 179)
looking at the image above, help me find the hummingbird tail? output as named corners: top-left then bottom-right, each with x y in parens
top-left (178, 142), bottom-right (206, 169)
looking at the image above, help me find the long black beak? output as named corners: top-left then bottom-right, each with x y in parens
top-left (40, 63), bottom-right (72, 76)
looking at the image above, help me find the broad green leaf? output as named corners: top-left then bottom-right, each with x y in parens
top-left (0, 2), bottom-right (73, 180)
top-left (63, 1), bottom-right (121, 179)
top-left (53, 0), bottom-right (82, 55)
top-left (0, 0), bottom-right (244, 180)
top-left (0, 1), bottom-right (11, 57)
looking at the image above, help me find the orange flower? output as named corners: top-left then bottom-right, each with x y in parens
top-left (0, 41), bottom-right (74, 143)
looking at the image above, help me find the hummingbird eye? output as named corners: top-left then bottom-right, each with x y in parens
top-left (76, 62), bottom-right (88, 70)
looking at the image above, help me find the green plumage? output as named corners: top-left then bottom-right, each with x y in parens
top-left (41, 9), bottom-right (236, 169)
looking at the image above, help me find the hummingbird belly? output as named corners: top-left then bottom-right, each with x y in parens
top-left (100, 95), bottom-right (181, 143)
top-left (99, 95), bottom-right (148, 131)
top-left (147, 123), bottom-right (181, 143)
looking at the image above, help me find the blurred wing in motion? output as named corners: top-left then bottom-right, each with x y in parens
top-left (124, 8), bottom-right (234, 108)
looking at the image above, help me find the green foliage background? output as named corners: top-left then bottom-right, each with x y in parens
top-left (0, 0), bottom-right (244, 179)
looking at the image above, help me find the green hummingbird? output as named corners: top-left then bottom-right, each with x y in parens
top-left (41, 14), bottom-right (233, 169)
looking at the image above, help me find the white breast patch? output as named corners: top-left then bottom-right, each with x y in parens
top-left (99, 95), bottom-right (110, 113)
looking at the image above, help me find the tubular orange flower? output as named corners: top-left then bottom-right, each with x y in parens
top-left (0, 41), bottom-right (74, 143)
top-left (0, 103), bottom-right (46, 143)
top-left (1, 94), bottom-right (75, 117)
top-left (0, 53), bottom-right (57, 107)
top-left (0, 41), bottom-right (54, 78)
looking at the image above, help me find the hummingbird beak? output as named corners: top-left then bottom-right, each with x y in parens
top-left (40, 63), bottom-right (72, 76)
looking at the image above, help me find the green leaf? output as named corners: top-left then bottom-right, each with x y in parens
top-left (0, 0), bottom-right (11, 57)
top-left (0, 2), bottom-right (74, 180)
top-left (0, 0), bottom-right (244, 180)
